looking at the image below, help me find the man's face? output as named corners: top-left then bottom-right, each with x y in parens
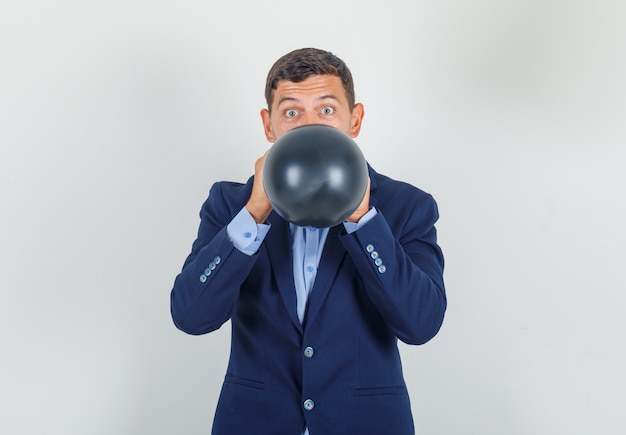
top-left (261, 74), bottom-right (364, 143)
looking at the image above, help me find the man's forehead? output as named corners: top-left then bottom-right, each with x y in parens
top-left (273, 75), bottom-right (346, 103)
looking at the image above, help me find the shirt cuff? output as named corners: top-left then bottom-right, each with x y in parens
top-left (343, 207), bottom-right (378, 234)
top-left (227, 207), bottom-right (271, 256)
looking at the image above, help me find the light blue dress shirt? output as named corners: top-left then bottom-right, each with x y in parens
top-left (290, 225), bottom-right (329, 324)
top-left (227, 206), bottom-right (377, 434)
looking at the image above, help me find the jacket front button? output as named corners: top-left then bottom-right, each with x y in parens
top-left (304, 346), bottom-right (315, 358)
top-left (303, 399), bottom-right (315, 411)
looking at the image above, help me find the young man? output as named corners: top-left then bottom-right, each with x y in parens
top-left (171, 48), bottom-right (446, 434)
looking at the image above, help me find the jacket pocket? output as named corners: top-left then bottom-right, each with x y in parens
top-left (353, 385), bottom-right (407, 397)
top-left (224, 375), bottom-right (265, 390)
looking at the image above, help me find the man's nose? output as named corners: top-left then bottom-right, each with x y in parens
top-left (299, 111), bottom-right (318, 126)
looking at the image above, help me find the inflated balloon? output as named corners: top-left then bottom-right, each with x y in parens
top-left (263, 124), bottom-right (368, 228)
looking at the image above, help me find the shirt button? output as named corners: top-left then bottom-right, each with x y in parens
top-left (366, 244), bottom-right (374, 253)
top-left (306, 265), bottom-right (314, 273)
top-left (304, 346), bottom-right (315, 358)
top-left (244, 232), bottom-right (252, 238)
top-left (303, 399), bottom-right (315, 411)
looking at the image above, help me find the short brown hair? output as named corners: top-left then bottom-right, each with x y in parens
top-left (264, 48), bottom-right (356, 111)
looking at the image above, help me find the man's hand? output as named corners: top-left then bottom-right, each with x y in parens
top-left (345, 177), bottom-right (371, 223)
top-left (246, 150), bottom-right (273, 223)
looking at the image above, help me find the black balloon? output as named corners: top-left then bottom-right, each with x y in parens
top-left (263, 124), bottom-right (368, 228)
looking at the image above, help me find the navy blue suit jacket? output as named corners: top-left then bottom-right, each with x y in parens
top-left (171, 166), bottom-right (446, 434)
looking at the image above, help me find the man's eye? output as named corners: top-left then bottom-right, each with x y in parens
top-left (286, 109), bottom-right (298, 118)
top-left (321, 106), bottom-right (334, 115)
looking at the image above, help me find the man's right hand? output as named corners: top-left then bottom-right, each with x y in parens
top-left (245, 150), bottom-right (273, 223)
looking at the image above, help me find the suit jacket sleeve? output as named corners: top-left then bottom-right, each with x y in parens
top-left (339, 188), bottom-right (446, 345)
top-left (170, 180), bottom-right (258, 335)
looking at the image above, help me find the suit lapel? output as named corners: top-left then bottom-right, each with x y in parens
top-left (303, 225), bottom-right (347, 329)
top-left (265, 213), bottom-right (303, 333)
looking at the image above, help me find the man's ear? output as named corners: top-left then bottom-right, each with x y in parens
top-left (349, 103), bottom-right (365, 138)
top-left (260, 109), bottom-right (276, 143)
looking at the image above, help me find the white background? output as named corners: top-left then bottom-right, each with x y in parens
top-left (1, 1), bottom-right (625, 434)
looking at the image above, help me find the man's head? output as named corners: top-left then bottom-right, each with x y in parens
top-left (261, 48), bottom-right (364, 143)
top-left (264, 48), bottom-right (356, 110)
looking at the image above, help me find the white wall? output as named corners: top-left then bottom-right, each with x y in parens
top-left (1, 1), bottom-right (624, 434)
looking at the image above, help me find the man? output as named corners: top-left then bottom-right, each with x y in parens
top-left (170, 48), bottom-right (446, 434)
